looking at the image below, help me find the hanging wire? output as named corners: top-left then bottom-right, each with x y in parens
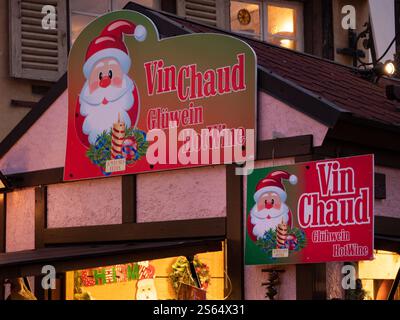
top-left (223, 271), bottom-right (233, 300)
top-left (375, 36), bottom-right (397, 63)
top-left (358, 33), bottom-right (398, 68)
top-left (205, 270), bottom-right (233, 300)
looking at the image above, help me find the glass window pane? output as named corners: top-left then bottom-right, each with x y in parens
top-left (70, 0), bottom-right (110, 14)
top-left (230, 1), bottom-right (261, 40)
top-left (267, 36), bottom-right (295, 50)
top-left (267, 5), bottom-right (296, 46)
top-left (112, 0), bottom-right (129, 9)
top-left (113, 0), bottom-right (156, 9)
top-left (71, 14), bottom-right (96, 44)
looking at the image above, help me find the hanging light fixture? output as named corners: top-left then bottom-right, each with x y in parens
top-left (358, 59), bottom-right (397, 83)
top-left (383, 60), bottom-right (396, 76)
top-left (349, 22), bottom-right (398, 83)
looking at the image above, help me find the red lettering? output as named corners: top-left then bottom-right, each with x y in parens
top-left (189, 64), bottom-right (203, 100)
top-left (232, 53), bottom-right (246, 91)
top-left (144, 60), bottom-right (159, 96)
top-left (178, 66), bottom-right (190, 101)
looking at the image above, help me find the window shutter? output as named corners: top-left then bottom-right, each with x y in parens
top-left (177, 0), bottom-right (229, 29)
top-left (9, 0), bottom-right (68, 82)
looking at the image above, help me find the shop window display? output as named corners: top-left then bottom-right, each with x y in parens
top-left (66, 251), bottom-right (225, 300)
top-left (358, 250), bottom-right (400, 300)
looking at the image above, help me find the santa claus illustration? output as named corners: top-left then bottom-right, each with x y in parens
top-left (136, 262), bottom-right (158, 300)
top-left (247, 170), bottom-right (298, 241)
top-left (75, 19), bottom-right (147, 147)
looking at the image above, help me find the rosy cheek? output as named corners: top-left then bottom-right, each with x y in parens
top-left (89, 81), bottom-right (98, 93)
top-left (274, 201), bottom-right (281, 210)
top-left (257, 202), bottom-right (264, 211)
top-left (112, 77), bottom-right (123, 87)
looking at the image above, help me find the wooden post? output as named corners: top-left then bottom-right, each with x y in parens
top-left (225, 165), bottom-right (244, 300)
top-left (0, 193), bottom-right (6, 300)
top-left (34, 186), bottom-right (47, 300)
top-left (322, 0), bottom-right (334, 60)
top-left (122, 175), bottom-right (136, 224)
top-left (296, 263), bottom-right (327, 300)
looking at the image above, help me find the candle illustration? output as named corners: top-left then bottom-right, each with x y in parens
top-left (111, 113), bottom-right (126, 159)
top-left (276, 219), bottom-right (288, 249)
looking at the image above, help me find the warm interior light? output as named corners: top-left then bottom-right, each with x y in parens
top-left (280, 39), bottom-right (292, 49)
top-left (0, 171), bottom-right (9, 191)
top-left (268, 5), bottom-right (295, 36)
top-left (359, 250), bottom-right (400, 280)
top-left (281, 21), bottom-right (294, 33)
top-left (384, 61), bottom-right (396, 76)
top-left (358, 250), bottom-right (400, 300)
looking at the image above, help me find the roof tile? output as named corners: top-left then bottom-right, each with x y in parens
top-left (165, 17), bottom-right (400, 126)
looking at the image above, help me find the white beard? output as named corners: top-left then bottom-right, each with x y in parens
top-left (79, 75), bottom-right (135, 145)
top-left (136, 279), bottom-right (158, 300)
top-left (250, 203), bottom-right (289, 239)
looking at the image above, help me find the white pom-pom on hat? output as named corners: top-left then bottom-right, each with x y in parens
top-left (289, 174), bottom-right (298, 185)
top-left (134, 25), bottom-right (147, 42)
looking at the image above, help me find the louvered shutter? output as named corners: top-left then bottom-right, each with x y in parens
top-left (177, 0), bottom-right (229, 29)
top-left (9, 0), bottom-right (68, 82)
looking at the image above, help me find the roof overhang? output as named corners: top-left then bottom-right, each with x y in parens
top-left (0, 238), bottom-right (223, 279)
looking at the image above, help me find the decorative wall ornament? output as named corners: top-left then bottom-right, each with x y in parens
top-left (237, 8), bottom-right (251, 25)
top-left (262, 269), bottom-right (285, 300)
top-left (169, 256), bottom-right (210, 297)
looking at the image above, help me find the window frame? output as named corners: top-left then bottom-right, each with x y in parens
top-left (9, 0), bottom-right (69, 82)
top-left (265, 0), bottom-right (304, 52)
top-left (230, 0), bottom-right (304, 52)
top-left (230, 0), bottom-right (264, 40)
top-left (68, 0), bottom-right (130, 45)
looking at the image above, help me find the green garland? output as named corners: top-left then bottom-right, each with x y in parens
top-left (169, 256), bottom-right (210, 295)
top-left (73, 271), bottom-right (94, 300)
top-left (86, 130), bottom-right (112, 170)
top-left (86, 128), bottom-right (149, 172)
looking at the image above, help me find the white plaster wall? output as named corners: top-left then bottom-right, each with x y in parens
top-left (0, 91), bottom-right (67, 175)
top-left (375, 166), bottom-right (400, 219)
top-left (4, 189), bottom-right (37, 298)
top-left (136, 165), bottom-right (226, 222)
top-left (6, 188), bottom-right (35, 252)
top-left (47, 177), bottom-right (122, 228)
top-left (258, 92), bottom-right (329, 147)
top-left (245, 264), bottom-right (297, 300)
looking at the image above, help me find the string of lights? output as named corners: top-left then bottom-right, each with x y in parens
top-left (356, 26), bottom-right (398, 82)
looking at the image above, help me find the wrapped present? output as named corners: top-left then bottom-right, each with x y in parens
top-left (285, 234), bottom-right (298, 251)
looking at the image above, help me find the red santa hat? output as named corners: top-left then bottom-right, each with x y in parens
top-left (83, 19), bottom-right (147, 78)
top-left (254, 170), bottom-right (297, 203)
top-left (138, 263), bottom-right (156, 287)
top-left (139, 263), bottom-right (155, 280)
